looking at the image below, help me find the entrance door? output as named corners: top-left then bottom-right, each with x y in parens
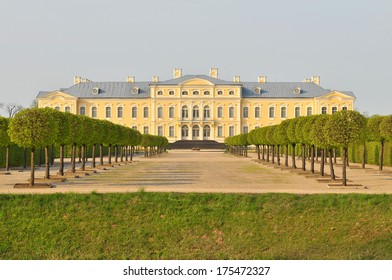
top-left (192, 125), bottom-right (200, 140)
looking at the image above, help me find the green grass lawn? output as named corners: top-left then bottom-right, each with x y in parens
top-left (0, 192), bottom-right (391, 259)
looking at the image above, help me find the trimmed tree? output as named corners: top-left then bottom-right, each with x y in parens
top-left (8, 108), bottom-right (58, 186)
top-left (302, 115), bottom-right (318, 173)
top-left (367, 115), bottom-right (387, 170)
top-left (287, 118), bottom-right (300, 169)
top-left (325, 111), bottom-right (366, 186)
top-left (380, 115), bottom-right (392, 142)
top-left (275, 120), bottom-right (291, 167)
top-left (0, 117), bottom-right (12, 172)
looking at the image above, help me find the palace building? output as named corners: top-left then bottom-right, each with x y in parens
top-left (36, 68), bottom-right (355, 143)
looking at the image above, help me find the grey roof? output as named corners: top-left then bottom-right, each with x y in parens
top-left (36, 76), bottom-right (355, 99)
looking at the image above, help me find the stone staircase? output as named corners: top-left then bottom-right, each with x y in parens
top-left (169, 140), bottom-right (226, 150)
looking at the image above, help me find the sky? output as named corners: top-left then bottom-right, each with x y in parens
top-left (0, 0), bottom-right (391, 116)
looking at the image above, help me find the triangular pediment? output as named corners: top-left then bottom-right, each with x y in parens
top-left (39, 91), bottom-right (78, 100)
top-left (179, 78), bottom-right (215, 86)
top-left (315, 90), bottom-right (355, 101)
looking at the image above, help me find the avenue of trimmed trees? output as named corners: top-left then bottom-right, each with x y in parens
top-left (225, 111), bottom-right (392, 186)
top-left (1, 108), bottom-right (168, 186)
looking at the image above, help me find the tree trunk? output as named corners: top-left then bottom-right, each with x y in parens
top-left (115, 145), bottom-right (118, 163)
top-left (362, 142), bottom-right (366, 169)
top-left (100, 144), bottom-right (104, 165)
top-left (23, 147), bottom-right (27, 170)
top-left (78, 146), bottom-right (82, 163)
top-left (81, 144), bottom-right (86, 171)
top-left (285, 144), bottom-right (289, 167)
top-left (277, 145), bottom-right (280, 165)
top-left (333, 148), bottom-right (337, 164)
top-left (125, 146), bottom-right (129, 161)
top-left (320, 149), bottom-right (325, 176)
top-left (329, 149), bottom-right (335, 180)
top-left (108, 144), bottom-right (112, 164)
top-left (120, 146), bottom-right (124, 162)
top-left (51, 145), bottom-right (55, 166)
top-left (130, 146), bottom-right (133, 161)
top-left (266, 145), bottom-right (270, 162)
top-left (301, 144), bottom-right (306, 171)
top-left (256, 145), bottom-right (260, 160)
top-left (59, 144), bottom-right (64, 176)
top-left (310, 145), bottom-right (315, 174)
top-left (92, 144), bottom-right (96, 168)
top-left (39, 147), bottom-right (42, 167)
top-left (262, 145), bottom-right (265, 161)
top-left (379, 141), bottom-right (384, 171)
top-left (271, 145), bottom-right (275, 164)
top-left (342, 148), bottom-right (348, 186)
top-left (45, 146), bottom-right (50, 179)
top-left (5, 145), bottom-right (10, 172)
top-left (291, 143), bottom-right (296, 169)
top-left (71, 144), bottom-right (76, 173)
top-left (30, 147), bottom-right (35, 186)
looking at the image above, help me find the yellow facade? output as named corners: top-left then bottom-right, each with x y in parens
top-left (37, 68), bottom-right (355, 143)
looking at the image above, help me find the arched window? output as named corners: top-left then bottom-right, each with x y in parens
top-left (254, 107), bottom-right (260, 118)
top-left (269, 107), bottom-right (275, 118)
top-left (342, 106), bottom-right (348, 111)
top-left (204, 91), bottom-right (210, 95)
top-left (229, 107), bottom-right (235, 118)
top-left (193, 105), bottom-right (199, 118)
top-left (169, 106), bottom-right (175, 118)
top-left (157, 90), bottom-right (163, 95)
top-left (243, 126), bottom-right (249, 133)
top-left (54, 106), bottom-right (60, 111)
top-left (229, 126), bottom-right (235, 136)
top-left (181, 125), bottom-right (189, 137)
top-left (204, 106), bottom-right (210, 119)
top-left (182, 106), bottom-right (188, 119)
top-left (203, 125), bottom-right (211, 138)
top-left (217, 90), bottom-right (223, 95)
top-left (143, 107), bottom-right (149, 118)
top-left (193, 91), bottom-right (199, 95)
top-left (169, 90), bottom-right (175, 95)
top-left (169, 126), bottom-right (175, 137)
top-left (217, 106), bottom-right (223, 118)
top-left (307, 107), bottom-right (312, 116)
top-left (295, 107), bottom-right (301, 117)
top-left (243, 107), bottom-right (249, 118)
top-left (280, 107), bottom-right (287, 118)
top-left (91, 107), bottom-right (97, 118)
top-left (105, 107), bottom-right (111, 118)
top-left (192, 125), bottom-right (200, 138)
top-left (117, 107), bottom-right (123, 118)
top-left (65, 106), bottom-right (71, 113)
top-left (229, 90), bottom-right (234, 95)
top-left (332, 107), bottom-right (338, 114)
top-left (182, 90), bottom-right (188, 95)
top-left (321, 107), bottom-right (327, 114)
top-left (143, 126), bottom-right (149, 134)
top-left (79, 106), bottom-right (86, 115)
top-left (132, 107), bottom-right (137, 118)
top-left (157, 126), bottom-right (163, 136)
top-left (157, 107), bottom-right (163, 118)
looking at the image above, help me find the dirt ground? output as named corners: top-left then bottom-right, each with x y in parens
top-left (0, 150), bottom-right (391, 194)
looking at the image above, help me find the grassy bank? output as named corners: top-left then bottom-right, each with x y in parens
top-left (0, 192), bottom-right (391, 259)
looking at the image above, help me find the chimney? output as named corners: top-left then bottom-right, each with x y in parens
top-left (127, 76), bottom-right (135, 83)
top-left (233, 76), bottom-right (240, 83)
top-left (152, 76), bottom-right (159, 83)
top-left (312, 76), bottom-right (320, 85)
top-left (258, 76), bottom-right (267, 83)
top-left (173, 68), bottom-right (182, 78)
top-left (209, 68), bottom-right (218, 78)
top-left (74, 76), bottom-right (81, 85)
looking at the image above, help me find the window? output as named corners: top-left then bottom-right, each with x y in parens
top-left (132, 107), bottom-right (137, 118)
top-left (131, 125), bottom-right (137, 130)
top-left (229, 90), bottom-right (234, 95)
top-left (217, 107), bottom-right (223, 118)
top-left (169, 90), bottom-right (175, 95)
top-left (342, 106), bottom-right (348, 111)
top-left (157, 107), bottom-right (163, 118)
top-left (217, 126), bottom-right (223, 137)
top-left (203, 125), bottom-right (210, 138)
top-left (169, 126), bottom-right (175, 137)
top-left (193, 106), bottom-right (199, 118)
top-left (229, 107), bottom-right (235, 118)
top-left (192, 125), bottom-right (200, 138)
top-left (295, 107), bottom-right (301, 118)
top-left (157, 90), bottom-right (163, 96)
top-left (79, 107), bottom-right (86, 115)
top-left (321, 107), bottom-right (327, 114)
top-left (54, 106), bottom-right (60, 111)
top-left (182, 125), bottom-right (189, 137)
top-left (281, 107), bottom-right (287, 118)
top-left (243, 107), bottom-right (249, 118)
top-left (243, 126), bottom-right (249, 134)
top-left (204, 106), bottom-right (210, 119)
top-left (182, 106), bottom-right (188, 119)
top-left (105, 107), bottom-right (111, 118)
top-left (217, 90), bottom-right (223, 95)
top-left (193, 91), bottom-right (199, 95)
top-left (157, 126), bottom-right (163, 136)
top-left (169, 106), bottom-right (175, 118)
top-left (182, 91), bottom-right (188, 95)
top-left (143, 107), bottom-right (149, 118)
top-left (332, 107), bottom-right (338, 114)
top-left (204, 91), bottom-right (210, 95)
top-left (269, 107), bottom-right (275, 118)
top-left (255, 107), bottom-right (260, 118)
top-left (229, 126), bottom-right (234, 137)
top-left (91, 107), bottom-right (97, 118)
top-left (117, 107), bottom-right (123, 118)
top-left (65, 106), bottom-right (71, 113)
top-left (143, 126), bottom-right (149, 134)
top-left (307, 107), bottom-right (312, 116)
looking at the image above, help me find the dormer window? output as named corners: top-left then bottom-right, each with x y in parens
top-left (254, 87), bottom-right (261, 94)
top-left (132, 87), bottom-right (139, 94)
top-left (92, 87), bottom-right (100, 94)
top-left (293, 87), bottom-right (301, 94)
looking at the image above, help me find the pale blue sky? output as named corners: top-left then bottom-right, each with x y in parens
top-left (0, 0), bottom-right (391, 116)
